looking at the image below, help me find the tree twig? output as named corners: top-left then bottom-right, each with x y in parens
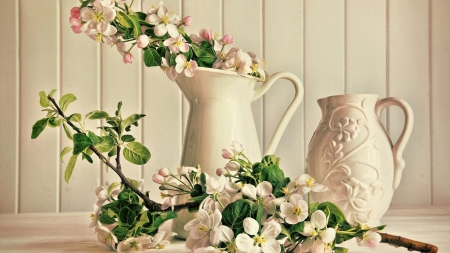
top-left (48, 95), bottom-right (197, 213)
top-left (380, 233), bottom-right (438, 253)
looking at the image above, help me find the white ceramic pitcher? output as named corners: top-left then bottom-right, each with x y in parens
top-left (306, 94), bottom-right (413, 226)
top-left (172, 67), bottom-right (304, 238)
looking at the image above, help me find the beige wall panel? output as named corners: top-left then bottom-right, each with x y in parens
top-left (389, 0), bottom-right (431, 207)
top-left (264, 0), bottom-right (304, 179)
top-left (431, 0), bottom-right (450, 206)
top-left (19, 0), bottom-right (59, 212)
top-left (304, 0), bottom-right (345, 154)
top-left (141, 0), bottom-right (183, 203)
top-left (59, 0), bottom-right (100, 212)
top-left (223, 0), bottom-right (264, 152)
top-left (0, 0), bottom-right (18, 213)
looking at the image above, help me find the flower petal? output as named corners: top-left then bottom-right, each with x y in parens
top-left (261, 238), bottom-right (281, 253)
top-left (301, 237), bottom-right (314, 252)
top-left (256, 181), bottom-right (273, 198)
top-left (311, 210), bottom-right (327, 229)
top-left (243, 217), bottom-right (259, 235)
top-left (321, 228), bottom-right (336, 243)
top-left (242, 184), bottom-right (257, 200)
top-left (261, 220), bottom-right (281, 239)
top-left (236, 234), bottom-right (255, 251)
top-left (166, 23), bottom-right (180, 38)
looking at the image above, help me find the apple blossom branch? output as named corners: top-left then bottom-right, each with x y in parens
top-left (380, 233), bottom-right (438, 253)
top-left (47, 95), bottom-right (198, 213)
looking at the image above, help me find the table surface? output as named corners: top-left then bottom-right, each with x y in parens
top-left (0, 207), bottom-right (449, 253)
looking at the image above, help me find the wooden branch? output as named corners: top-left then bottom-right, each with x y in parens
top-left (380, 233), bottom-right (438, 253)
top-left (47, 95), bottom-right (198, 213)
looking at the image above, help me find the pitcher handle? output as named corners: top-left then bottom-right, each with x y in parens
top-left (375, 97), bottom-right (414, 190)
top-left (252, 72), bottom-right (304, 156)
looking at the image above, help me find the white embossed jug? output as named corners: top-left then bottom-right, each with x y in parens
top-left (172, 67), bottom-right (304, 238)
top-left (306, 94), bottom-right (413, 226)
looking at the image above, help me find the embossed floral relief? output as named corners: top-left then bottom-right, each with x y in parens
top-left (332, 177), bottom-right (371, 211)
top-left (321, 140), bottom-right (343, 168)
top-left (332, 117), bottom-right (361, 142)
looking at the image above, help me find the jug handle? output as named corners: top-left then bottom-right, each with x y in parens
top-left (252, 72), bottom-right (304, 156)
top-left (375, 97), bottom-right (414, 190)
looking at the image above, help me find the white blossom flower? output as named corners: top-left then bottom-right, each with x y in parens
top-left (236, 218), bottom-right (281, 253)
top-left (175, 54), bottom-right (198, 77)
top-left (96, 226), bottom-right (118, 250)
top-left (163, 36), bottom-right (189, 53)
top-left (206, 175), bottom-right (227, 195)
top-left (184, 209), bottom-right (222, 250)
top-left (241, 181), bottom-right (276, 215)
top-left (145, 3), bottom-right (181, 38)
top-left (301, 210), bottom-right (336, 253)
top-left (85, 21), bottom-right (118, 45)
top-left (146, 231), bottom-right (175, 250)
top-left (117, 236), bottom-right (152, 253)
top-left (190, 28), bottom-right (213, 44)
top-left (161, 58), bottom-right (177, 81)
top-left (280, 194), bottom-right (308, 224)
top-left (295, 174), bottom-right (328, 195)
top-left (80, 0), bottom-right (116, 29)
top-left (95, 181), bottom-right (120, 206)
top-left (89, 204), bottom-right (101, 228)
top-left (357, 230), bottom-right (382, 248)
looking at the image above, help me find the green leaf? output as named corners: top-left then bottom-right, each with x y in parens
top-left (261, 155), bottom-right (281, 166)
top-left (94, 135), bottom-right (115, 153)
top-left (107, 182), bottom-right (121, 195)
top-left (82, 152), bottom-right (93, 164)
top-left (291, 221), bottom-right (305, 234)
top-left (123, 142), bottom-right (151, 165)
top-left (273, 177), bottom-right (290, 198)
top-left (39, 91), bottom-right (50, 107)
top-left (259, 165), bottom-right (285, 190)
top-left (108, 146), bottom-right (117, 157)
top-left (118, 187), bottom-right (139, 204)
top-left (256, 201), bottom-right (263, 228)
top-left (64, 155), bottom-right (78, 183)
top-left (87, 110), bottom-right (109, 120)
top-left (279, 224), bottom-right (292, 243)
top-left (334, 247), bottom-right (349, 253)
top-left (62, 123), bottom-right (73, 140)
top-left (129, 14), bottom-right (142, 38)
top-left (143, 48), bottom-right (162, 67)
top-left (48, 89), bottom-right (57, 98)
top-left (117, 11), bottom-right (133, 28)
top-left (221, 199), bottom-right (252, 235)
top-left (122, 114), bottom-right (145, 129)
top-left (190, 184), bottom-right (203, 198)
top-left (317, 202), bottom-right (347, 226)
top-left (58, 93), bottom-right (77, 112)
top-left (112, 226), bottom-right (129, 241)
top-left (47, 117), bottom-right (62, 128)
top-left (119, 206), bottom-right (136, 225)
top-left (68, 113), bottom-right (82, 122)
top-left (88, 131), bottom-right (101, 145)
top-left (147, 211), bottom-right (177, 233)
top-left (99, 212), bottom-right (116, 225)
top-left (31, 118), bottom-right (49, 139)
top-left (121, 134), bottom-right (135, 142)
top-left (60, 147), bottom-right (73, 163)
top-left (191, 42), bottom-right (217, 67)
top-left (73, 133), bottom-right (94, 155)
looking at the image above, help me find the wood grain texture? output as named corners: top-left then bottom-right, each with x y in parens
top-left (304, 0), bottom-right (345, 156)
top-left (388, 0), bottom-right (431, 207)
top-left (264, 0), bottom-right (305, 178)
top-left (431, 0), bottom-right (450, 206)
top-left (0, 0), bottom-right (18, 214)
top-left (19, 0), bottom-right (59, 213)
top-left (223, 0), bottom-right (264, 153)
top-left (59, 0), bottom-right (100, 212)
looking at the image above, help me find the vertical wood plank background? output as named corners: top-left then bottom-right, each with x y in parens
top-left (0, 0), bottom-right (448, 213)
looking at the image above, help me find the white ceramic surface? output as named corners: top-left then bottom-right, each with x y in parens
top-left (306, 94), bottom-right (414, 226)
top-left (172, 67), bottom-right (304, 239)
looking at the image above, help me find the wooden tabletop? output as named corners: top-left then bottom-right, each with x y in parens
top-left (0, 208), bottom-right (449, 253)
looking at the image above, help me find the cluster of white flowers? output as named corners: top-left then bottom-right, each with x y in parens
top-left (70, 0), bottom-right (266, 81)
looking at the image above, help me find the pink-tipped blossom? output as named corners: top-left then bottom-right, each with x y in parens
top-left (158, 167), bottom-right (170, 177)
top-left (136, 35), bottom-right (150, 49)
top-left (190, 28), bottom-right (213, 44)
top-left (216, 168), bottom-right (227, 177)
top-left (123, 52), bottom-right (134, 64)
top-left (69, 17), bottom-right (82, 26)
top-left (163, 36), bottom-right (189, 53)
top-left (146, 3), bottom-right (181, 38)
top-left (225, 161), bottom-right (240, 171)
top-left (221, 34), bottom-right (233, 45)
top-left (152, 174), bottom-right (164, 184)
top-left (71, 25), bottom-right (83, 34)
top-left (175, 54), bottom-right (197, 77)
top-left (161, 58), bottom-right (177, 81)
top-left (70, 7), bottom-right (80, 18)
top-left (222, 148), bottom-right (234, 159)
top-left (183, 16), bottom-right (193, 26)
top-left (357, 231), bottom-right (382, 248)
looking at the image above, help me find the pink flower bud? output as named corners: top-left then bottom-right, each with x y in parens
top-left (71, 25), bottom-right (83, 34)
top-left (136, 34), bottom-right (150, 49)
top-left (216, 168), bottom-right (227, 177)
top-left (225, 161), bottom-right (240, 171)
top-left (222, 148), bottom-right (234, 159)
top-left (69, 17), bottom-right (82, 26)
top-left (152, 174), bottom-right (164, 184)
top-left (221, 34), bottom-right (233, 45)
top-left (363, 231), bottom-right (382, 248)
top-left (199, 29), bottom-right (213, 41)
top-left (123, 52), bottom-right (134, 64)
top-left (70, 7), bottom-right (80, 18)
top-left (183, 16), bottom-right (193, 26)
top-left (158, 167), bottom-right (170, 177)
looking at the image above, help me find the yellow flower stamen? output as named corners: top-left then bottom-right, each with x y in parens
top-left (226, 241), bottom-right (238, 253)
top-left (282, 187), bottom-right (290, 195)
top-left (156, 244), bottom-right (166, 249)
top-left (92, 12), bottom-right (104, 22)
top-left (198, 223), bottom-right (210, 232)
top-left (175, 40), bottom-right (182, 47)
top-left (213, 32), bottom-right (220, 40)
top-left (254, 235), bottom-right (266, 245)
top-left (95, 33), bottom-right (103, 42)
top-left (184, 61), bottom-right (191, 69)
top-left (306, 177), bottom-right (315, 188)
top-left (293, 206), bottom-right (302, 216)
top-left (251, 63), bottom-right (259, 73)
top-left (90, 213), bottom-right (96, 219)
top-left (161, 15), bottom-right (170, 25)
